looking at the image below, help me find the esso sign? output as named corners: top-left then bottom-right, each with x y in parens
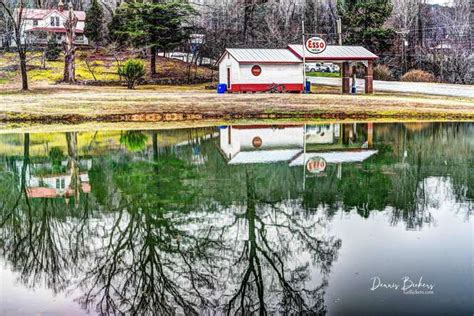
top-left (306, 157), bottom-right (327, 174)
top-left (251, 65), bottom-right (262, 76)
top-left (305, 37), bottom-right (327, 54)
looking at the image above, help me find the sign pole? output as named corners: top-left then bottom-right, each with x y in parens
top-left (302, 20), bottom-right (306, 93)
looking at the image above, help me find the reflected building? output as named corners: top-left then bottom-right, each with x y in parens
top-left (219, 123), bottom-right (377, 174)
top-left (12, 159), bottom-right (91, 199)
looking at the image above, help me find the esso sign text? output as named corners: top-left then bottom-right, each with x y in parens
top-left (305, 37), bottom-right (327, 54)
top-left (306, 157), bottom-right (327, 174)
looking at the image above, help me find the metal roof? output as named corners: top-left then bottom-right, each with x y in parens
top-left (288, 44), bottom-right (378, 61)
top-left (228, 149), bottom-right (302, 165)
top-left (289, 150), bottom-right (379, 167)
top-left (224, 48), bottom-right (302, 64)
top-left (15, 8), bottom-right (86, 21)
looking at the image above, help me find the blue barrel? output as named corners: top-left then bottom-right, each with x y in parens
top-left (217, 83), bottom-right (227, 94)
top-left (305, 81), bottom-right (311, 93)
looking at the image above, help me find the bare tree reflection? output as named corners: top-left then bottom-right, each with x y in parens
top-left (224, 171), bottom-right (341, 315)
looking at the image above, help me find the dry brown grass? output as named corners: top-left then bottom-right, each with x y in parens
top-left (0, 83), bottom-right (472, 124)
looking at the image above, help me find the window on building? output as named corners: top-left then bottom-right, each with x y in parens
top-left (56, 178), bottom-right (60, 189)
top-left (50, 17), bottom-right (55, 26)
top-left (33, 20), bottom-right (38, 26)
top-left (61, 179), bottom-right (65, 189)
top-left (56, 17), bottom-right (60, 26)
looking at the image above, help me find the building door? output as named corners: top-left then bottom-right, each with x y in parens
top-left (227, 68), bottom-right (231, 90)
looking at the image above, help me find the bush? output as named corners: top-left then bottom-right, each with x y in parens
top-left (120, 131), bottom-right (148, 151)
top-left (118, 59), bottom-right (146, 89)
top-left (45, 38), bottom-right (61, 61)
top-left (401, 69), bottom-right (436, 83)
top-left (373, 64), bottom-right (393, 81)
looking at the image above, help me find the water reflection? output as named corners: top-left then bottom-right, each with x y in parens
top-left (0, 122), bottom-right (472, 315)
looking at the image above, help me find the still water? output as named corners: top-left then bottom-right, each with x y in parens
top-left (0, 122), bottom-right (472, 315)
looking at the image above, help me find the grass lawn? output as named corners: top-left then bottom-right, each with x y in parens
top-left (306, 71), bottom-right (340, 78)
top-left (0, 51), bottom-right (215, 85)
top-left (0, 83), bottom-right (472, 125)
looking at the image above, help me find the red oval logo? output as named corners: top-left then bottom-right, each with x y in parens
top-left (251, 65), bottom-right (262, 76)
top-left (306, 157), bottom-right (327, 174)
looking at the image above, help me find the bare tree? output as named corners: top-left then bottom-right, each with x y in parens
top-left (63, 2), bottom-right (78, 83)
top-left (0, 0), bottom-right (29, 90)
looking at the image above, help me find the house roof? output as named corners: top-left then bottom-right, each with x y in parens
top-left (228, 149), bottom-right (302, 165)
top-left (27, 26), bottom-right (84, 33)
top-left (289, 150), bottom-right (378, 166)
top-left (220, 48), bottom-right (302, 64)
top-left (287, 44), bottom-right (378, 61)
top-left (16, 8), bottom-right (86, 21)
top-left (27, 183), bottom-right (91, 198)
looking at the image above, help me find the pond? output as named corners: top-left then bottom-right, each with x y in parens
top-left (0, 122), bottom-right (472, 315)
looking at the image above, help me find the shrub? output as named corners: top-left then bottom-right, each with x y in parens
top-left (120, 131), bottom-right (148, 151)
top-left (45, 38), bottom-right (61, 61)
top-left (373, 64), bottom-right (393, 81)
top-left (118, 59), bottom-right (146, 89)
top-left (401, 69), bottom-right (436, 83)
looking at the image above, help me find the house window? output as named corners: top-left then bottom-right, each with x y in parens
top-left (50, 17), bottom-right (55, 26)
top-left (56, 178), bottom-right (60, 189)
top-left (56, 17), bottom-right (60, 26)
top-left (33, 20), bottom-right (38, 26)
top-left (61, 179), bottom-right (65, 189)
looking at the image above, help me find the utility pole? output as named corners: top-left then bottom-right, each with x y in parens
top-left (302, 20), bottom-right (307, 93)
top-left (337, 17), bottom-right (342, 45)
top-left (397, 29), bottom-right (409, 74)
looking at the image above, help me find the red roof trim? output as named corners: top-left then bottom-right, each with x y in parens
top-left (27, 27), bottom-right (84, 33)
top-left (304, 56), bottom-right (378, 61)
top-left (287, 46), bottom-right (378, 61)
top-left (232, 124), bottom-right (304, 129)
top-left (239, 61), bottom-right (301, 64)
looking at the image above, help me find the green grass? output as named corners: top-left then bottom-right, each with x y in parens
top-left (306, 71), bottom-right (340, 78)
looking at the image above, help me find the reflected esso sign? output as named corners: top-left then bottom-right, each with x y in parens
top-left (306, 157), bottom-right (327, 174)
top-left (305, 37), bottom-right (327, 54)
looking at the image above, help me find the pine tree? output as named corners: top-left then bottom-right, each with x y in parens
top-left (84, 0), bottom-right (105, 48)
top-left (45, 37), bottom-right (61, 61)
top-left (337, 0), bottom-right (396, 54)
top-left (110, 0), bottom-right (196, 75)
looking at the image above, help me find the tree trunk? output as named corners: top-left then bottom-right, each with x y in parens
top-left (150, 46), bottom-right (157, 76)
top-left (64, 49), bottom-right (76, 82)
top-left (63, 4), bottom-right (78, 83)
top-left (19, 51), bottom-right (28, 90)
top-left (66, 132), bottom-right (81, 206)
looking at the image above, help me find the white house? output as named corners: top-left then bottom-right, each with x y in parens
top-left (217, 48), bottom-right (304, 93)
top-left (4, 1), bottom-right (88, 48)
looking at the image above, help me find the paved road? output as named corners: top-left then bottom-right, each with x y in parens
top-left (308, 77), bottom-right (474, 98)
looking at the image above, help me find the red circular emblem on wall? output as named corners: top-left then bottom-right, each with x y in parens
top-left (252, 136), bottom-right (263, 148)
top-left (251, 65), bottom-right (262, 76)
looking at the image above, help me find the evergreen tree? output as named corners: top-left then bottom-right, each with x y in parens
top-left (337, 0), bottom-right (395, 54)
top-left (45, 37), bottom-right (61, 61)
top-left (108, 4), bottom-right (130, 46)
top-left (109, 0), bottom-right (196, 75)
top-left (84, 0), bottom-right (105, 48)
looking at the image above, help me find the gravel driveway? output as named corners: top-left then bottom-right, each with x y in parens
top-left (308, 77), bottom-right (474, 98)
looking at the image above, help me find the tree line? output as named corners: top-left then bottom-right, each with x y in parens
top-left (0, 0), bottom-right (472, 91)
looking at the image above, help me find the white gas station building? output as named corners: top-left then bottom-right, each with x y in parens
top-left (218, 44), bottom-right (378, 94)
